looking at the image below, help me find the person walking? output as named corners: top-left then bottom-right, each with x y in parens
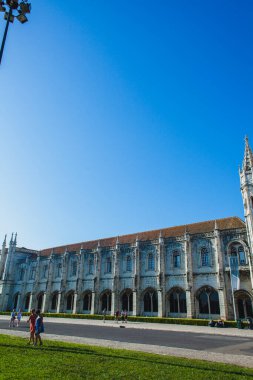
top-left (9, 309), bottom-right (16, 328)
top-left (17, 309), bottom-right (22, 327)
top-left (34, 309), bottom-right (44, 346)
top-left (103, 308), bottom-right (106, 323)
top-left (27, 309), bottom-right (37, 345)
top-left (115, 310), bottom-right (120, 323)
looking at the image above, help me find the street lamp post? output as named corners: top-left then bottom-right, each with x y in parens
top-left (0, 0), bottom-right (31, 65)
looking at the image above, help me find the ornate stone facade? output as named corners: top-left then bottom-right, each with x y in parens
top-left (0, 138), bottom-right (253, 320)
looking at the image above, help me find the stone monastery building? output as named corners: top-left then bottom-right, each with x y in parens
top-left (0, 138), bottom-right (253, 320)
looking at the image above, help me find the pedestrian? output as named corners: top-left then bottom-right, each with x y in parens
top-left (115, 310), bottom-right (120, 323)
top-left (103, 308), bottom-right (106, 323)
top-left (17, 309), bottom-right (22, 327)
top-left (9, 309), bottom-right (16, 328)
top-left (34, 309), bottom-right (44, 346)
top-left (27, 309), bottom-right (37, 345)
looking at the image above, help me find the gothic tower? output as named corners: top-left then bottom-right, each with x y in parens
top-left (240, 136), bottom-right (253, 255)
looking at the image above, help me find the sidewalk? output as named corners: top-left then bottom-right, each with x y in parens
top-left (1, 315), bottom-right (253, 369)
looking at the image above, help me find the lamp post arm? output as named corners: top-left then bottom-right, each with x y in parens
top-left (0, 7), bottom-right (12, 65)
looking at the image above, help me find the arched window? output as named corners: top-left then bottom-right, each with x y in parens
top-left (83, 293), bottom-right (92, 311)
top-left (88, 259), bottom-right (94, 274)
top-left (147, 253), bottom-right (155, 271)
top-left (42, 265), bottom-right (48, 279)
top-left (66, 292), bottom-right (74, 311)
top-left (198, 288), bottom-right (220, 315)
top-left (30, 267), bottom-right (35, 280)
top-left (173, 251), bottom-right (181, 268)
top-left (169, 290), bottom-right (187, 313)
top-left (13, 293), bottom-right (19, 309)
top-left (126, 256), bottom-right (132, 272)
top-left (19, 267), bottom-right (25, 281)
top-left (101, 291), bottom-right (111, 311)
top-left (24, 293), bottom-right (30, 310)
top-left (238, 245), bottom-right (246, 265)
top-left (121, 291), bottom-right (133, 312)
top-left (37, 293), bottom-right (43, 310)
top-left (143, 290), bottom-right (158, 313)
top-left (51, 293), bottom-right (58, 310)
top-left (201, 247), bottom-right (209, 266)
top-left (106, 257), bottom-right (112, 273)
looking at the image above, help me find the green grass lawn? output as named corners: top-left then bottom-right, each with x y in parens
top-left (0, 334), bottom-right (252, 380)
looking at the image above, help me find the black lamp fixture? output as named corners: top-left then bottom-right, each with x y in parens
top-left (0, 0), bottom-right (31, 64)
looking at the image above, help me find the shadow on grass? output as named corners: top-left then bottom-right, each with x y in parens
top-left (0, 342), bottom-right (253, 378)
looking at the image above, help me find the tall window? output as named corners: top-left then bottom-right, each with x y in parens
top-left (106, 257), bottom-right (112, 273)
top-left (173, 251), bottom-right (181, 268)
top-left (19, 267), bottom-right (24, 281)
top-left (143, 290), bottom-right (158, 313)
top-left (147, 253), bottom-right (155, 271)
top-left (42, 265), bottom-right (48, 279)
top-left (88, 259), bottom-right (94, 274)
top-left (30, 267), bottom-right (35, 280)
top-left (126, 255), bottom-right (132, 272)
top-left (238, 246), bottom-right (246, 265)
top-left (201, 247), bottom-right (209, 266)
top-left (72, 260), bottom-right (77, 276)
top-left (57, 263), bottom-right (62, 278)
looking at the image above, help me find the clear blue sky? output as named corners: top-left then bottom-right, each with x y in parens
top-left (0, 1), bottom-right (252, 249)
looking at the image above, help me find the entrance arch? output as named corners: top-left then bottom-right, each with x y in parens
top-left (121, 289), bottom-right (133, 313)
top-left (196, 286), bottom-right (220, 318)
top-left (100, 290), bottom-right (112, 313)
top-left (234, 290), bottom-right (253, 318)
top-left (142, 288), bottom-right (158, 316)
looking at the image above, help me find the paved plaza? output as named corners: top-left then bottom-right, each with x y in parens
top-left (0, 316), bottom-right (252, 368)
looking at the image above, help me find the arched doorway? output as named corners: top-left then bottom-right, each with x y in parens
top-left (143, 288), bottom-right (158, 316)
top-left (196, 286), bottom-right (220, 317)
top-left (235, 290), bottom-right (253, 318)
top-left (121, 289), bottom-right (133, 313)
top-left (100, 290), bottom-right (111, 313)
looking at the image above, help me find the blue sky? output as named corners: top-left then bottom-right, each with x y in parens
top-left (0, 1), bottom-right (252, 249)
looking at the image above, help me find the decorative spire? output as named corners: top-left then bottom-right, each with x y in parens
top-left (242, 136), bottom-right (253, 172)
top-left (115, 236), bottom-right (119, 249)
top-left (2, 234), bottom-right (6, 246)
top-left (135, 235), bottom-right (139, 247)
top-left (214, 220), bottom-right (218, 230)
top-left (9, 233), bottom-right (13, 244)
top-left (13, 233), bottom-right (17, 245)
top-left (97, 240), bottom-right (100, 249)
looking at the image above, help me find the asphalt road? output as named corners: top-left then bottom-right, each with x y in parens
top-left (0, 319), bottom-right (252, 356)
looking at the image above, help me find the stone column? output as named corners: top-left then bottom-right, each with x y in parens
top-left (133, 238), bottom-right (140, 316)
top-left (214, 223), bottom-right (228, 320)
top-left (90, 291), bottom-right (96, 314)
top-left (28, 293), bottom-right (34, 311)
top-left (157, 233), bottom-right (165, 317)
top-left (41, 292), bottom-right (47, 313)
top-left (56, 292), bottom-right (62, 313)
top-left (94, 244), bottom-right (101, 313)
top-left (185, 231), bottom-right (194, 318)
top-left (72, 292), bottom-right (78, 314)
top-left (111, 291), bottom-right (115, 316)
top-left (16, 293), bottom-right (21, 311)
